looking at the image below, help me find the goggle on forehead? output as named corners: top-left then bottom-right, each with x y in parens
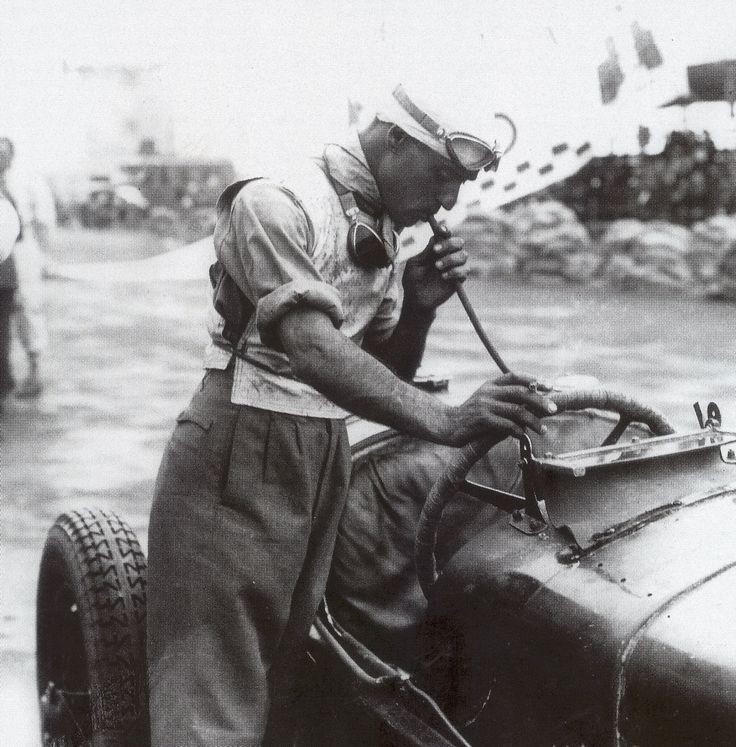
top-left (392, 85), bottom-right (501, 174)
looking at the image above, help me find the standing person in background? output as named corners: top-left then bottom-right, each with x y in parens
top-left (0, 186), bottom-right (20, 262)
top-left (0, 185), bottom-right (21, 409)
top-left (0, 136), bottom-right (55, 398)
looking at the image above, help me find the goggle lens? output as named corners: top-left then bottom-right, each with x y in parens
top-left (447, 135), bottom-right (500, 172)
top-left (350, 222), bottom-right (396, 267)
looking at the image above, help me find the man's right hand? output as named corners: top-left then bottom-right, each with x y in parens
top-left (438, 371), bottom-right (558, 447)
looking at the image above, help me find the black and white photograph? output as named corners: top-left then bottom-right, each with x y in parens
top-left (2, 1), bottom-right (736, 745)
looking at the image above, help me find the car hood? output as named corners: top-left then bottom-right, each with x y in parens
top-left (422, 484), bottom-right (736, 746)
top-left (618, 563), bottom-right (736, 745)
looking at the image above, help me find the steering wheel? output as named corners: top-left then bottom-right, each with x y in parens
top-left (414, 389), bottom-right (675, 598)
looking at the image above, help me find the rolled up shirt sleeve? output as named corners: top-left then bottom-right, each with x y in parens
top-left (216, 180), bottom-right (345, 351)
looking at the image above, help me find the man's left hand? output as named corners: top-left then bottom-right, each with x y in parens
top-left (402, 234), bottom-right (468, 312)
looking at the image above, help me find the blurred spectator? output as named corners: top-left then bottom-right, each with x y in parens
top-left (658, 130), bottom-right (726, 224)
top-left (0, 136), bottom-right (56, 398)
top-left (0, 188), bottom-right (20, 262)
top-left (0, 184), bottom-right (20, 409)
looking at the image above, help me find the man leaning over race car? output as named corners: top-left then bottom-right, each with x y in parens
top-left (146, 84), bottom-right (559, 747)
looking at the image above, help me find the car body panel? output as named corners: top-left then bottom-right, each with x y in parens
top-left (619, 564), bottom-right (736, 744)
top-left (423, 481), bottom-right (736, 745)
top-left (533, 429), bottom-right (736, 548)
top-left (321, 397), bottom-right (736, 746)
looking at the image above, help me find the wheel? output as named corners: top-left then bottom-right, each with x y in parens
top-left (36, 508), bottom-right (149, 747)
top-left (415, 389), bottom-right (676, 597)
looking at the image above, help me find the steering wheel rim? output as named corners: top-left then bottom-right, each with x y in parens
top-left (414, 389), bottom-right (675, 598)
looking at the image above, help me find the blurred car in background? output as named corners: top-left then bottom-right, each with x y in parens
top-left (118, 154), bottom-right (235, 212)
top-left (51, 155), bottom-right (234, 239)
top-left (77, 177), bottom-right (149, 229)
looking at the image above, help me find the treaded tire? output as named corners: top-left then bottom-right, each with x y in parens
top-left (36, 508), bottom-right (149, 747)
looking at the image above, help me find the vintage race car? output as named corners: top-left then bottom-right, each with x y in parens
top-left (35, 384), bottom-right (736, 746)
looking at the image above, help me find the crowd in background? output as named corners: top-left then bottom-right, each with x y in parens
top-left (644, 130), bottom-right (736, 223)
top-left (554, 130), bottom-right (736, 225)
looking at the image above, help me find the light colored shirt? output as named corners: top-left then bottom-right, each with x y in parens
top-left (2, 168), bottom-right (56, 231)
top-left (0, 197), bottom-right (20, 262)
top-left (204, 131), bottom-right (403, 418)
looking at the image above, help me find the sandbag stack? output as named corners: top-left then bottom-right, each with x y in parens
top-left (452, 200), bottom-right (736, 302)
top-left (603, 221), bottom-right (692, 288)
top-left (707, 241), bottom-right (736, 300)
top-left (509, 199), bottom-right (600, 281)
top-left (454, 209), bottom-right (522, 277)
top-left (687, 215), bottom-right (736, 285)
top-left (598, 218), bottom-right (644, 265)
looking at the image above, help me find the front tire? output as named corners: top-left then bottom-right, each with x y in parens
top-left (36, 508), bottom-right (149, 747)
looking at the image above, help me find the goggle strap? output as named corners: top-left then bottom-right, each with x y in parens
top-left (317, 155), bottom-right (396, 266)
top-left (336, 191), bottom-right (361, 222)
